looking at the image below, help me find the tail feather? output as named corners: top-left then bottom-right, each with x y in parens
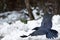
top-left (46, 29), bottom-right (58, 39)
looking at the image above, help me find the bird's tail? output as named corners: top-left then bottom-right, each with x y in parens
top-left (46, 29), bottom-right (58, 39)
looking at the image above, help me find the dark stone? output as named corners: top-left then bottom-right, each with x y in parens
top-left (0, 15), bottom-right (7, 19)
top-left (0, 36), bottom-right (4, 39)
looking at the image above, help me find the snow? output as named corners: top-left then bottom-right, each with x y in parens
top-left (0, 9), bottom-right (60, 40)
top-left (0, 11), bottom-right (29, 24)
top-left (0, 15), bottom-right (60, 40)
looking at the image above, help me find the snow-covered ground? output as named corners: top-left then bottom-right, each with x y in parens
top-left (0, 15), bottom-right (60, 40)
top-left (0, 8), bottom-right (60, 40)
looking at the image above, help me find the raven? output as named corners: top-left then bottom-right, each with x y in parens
top-left (20, 13), bottom-right (58, 39)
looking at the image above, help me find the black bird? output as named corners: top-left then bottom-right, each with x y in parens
top-left (20, 13), bottom-right (58, 39)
